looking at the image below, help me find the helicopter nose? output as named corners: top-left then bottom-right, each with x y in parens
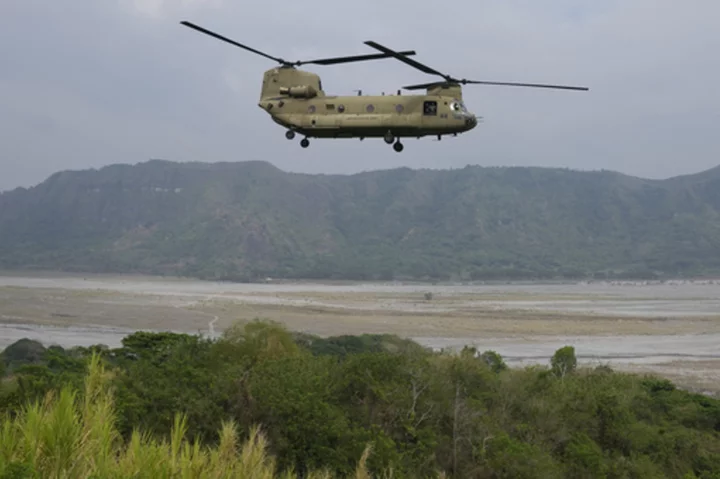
top-left (465, 114), bottom-right (477, 129)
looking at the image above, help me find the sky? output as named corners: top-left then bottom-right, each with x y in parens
top-left (1, 0), bottom-right (719, 191)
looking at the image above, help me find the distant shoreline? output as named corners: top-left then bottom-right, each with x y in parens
top-left (2, 269), bottom-right (719, 287)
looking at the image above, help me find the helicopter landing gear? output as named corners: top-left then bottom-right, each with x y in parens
top-left (393, 141), bottom-right (404, 152)
top-left (285, 130), bottom-right (296, 140)
top-left (383, 131), bottom-right (394, 144)
top-left (300, 138), bottom-right (310, 148)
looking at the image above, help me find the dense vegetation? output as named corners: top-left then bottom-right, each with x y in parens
top-left (0, 353), bottom-right (373, 478)
top-left (2, 320), bottom-right (720, 477)
top-left (2, 160), bottom-right (720, 281)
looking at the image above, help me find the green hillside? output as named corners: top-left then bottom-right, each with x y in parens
top-left (2, 159), bottom-right (720, 281)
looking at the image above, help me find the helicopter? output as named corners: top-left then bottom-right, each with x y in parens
top-left (180, 21), bottom-right (589, 152)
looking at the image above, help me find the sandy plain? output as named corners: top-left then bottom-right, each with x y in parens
top-left (1, 272), bottom-right (720, 394)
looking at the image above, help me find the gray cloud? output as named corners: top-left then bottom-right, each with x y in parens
top-left (1, 0), bottom-right (718, 191)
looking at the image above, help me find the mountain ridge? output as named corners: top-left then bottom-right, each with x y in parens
top-left (2, 159), bottom-right (720, 282)
top-left (9, 159), bottom-right (718, 196)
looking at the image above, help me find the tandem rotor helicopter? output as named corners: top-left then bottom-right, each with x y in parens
top-left (180, 21), bottom-right (589, 152)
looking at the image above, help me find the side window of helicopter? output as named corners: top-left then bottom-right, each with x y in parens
top-left (337, 105), bottom-right (345, 113)
top-left (423, 101), bottom-right (437, 116)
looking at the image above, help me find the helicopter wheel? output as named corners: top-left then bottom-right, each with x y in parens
top-left (393, 141), bottom-right (404, 153)
top-left (300, 138), bottom-right (310, 148)
top-left (285, 130), bottom-right (296, 140)
top-left (383, 131), bottom-right (394, 144)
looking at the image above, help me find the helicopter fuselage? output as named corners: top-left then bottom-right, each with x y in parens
top-left (257, 66), bottom-right (478, 141)
top-left (261, 92), bottom-right (478, 139)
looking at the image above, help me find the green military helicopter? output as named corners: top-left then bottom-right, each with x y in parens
top-left (181, 21), bottom-right (589, 152)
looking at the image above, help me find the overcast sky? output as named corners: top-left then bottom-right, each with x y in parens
top-left (1, 0), bottom-right (719, 191)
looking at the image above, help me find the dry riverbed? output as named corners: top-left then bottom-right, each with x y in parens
top-left (1, 273), bottom-right (720, 394)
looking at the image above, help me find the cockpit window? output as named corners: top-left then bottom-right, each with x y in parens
top-left (450, 101), bottom-right (467, 112)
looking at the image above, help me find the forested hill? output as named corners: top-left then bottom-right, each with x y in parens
top-left (2, 159), bottom-right (720, 281)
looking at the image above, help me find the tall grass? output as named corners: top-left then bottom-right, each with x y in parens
top-left (0, 354), bottom-right (387, 478)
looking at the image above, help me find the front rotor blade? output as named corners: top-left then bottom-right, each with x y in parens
top-left (302, 50), bottom-right (417, 65)
top-left (364, 41), bottom-right (447, 78)
top-left (180, 21), bottom-right (286, 64)
top-left (464, 80), bottom-right (589, 91)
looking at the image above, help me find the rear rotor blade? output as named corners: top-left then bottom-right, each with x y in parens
top-left (301, 50), bottom-right (417, 66)
top-left (402, 81), bottom-right (452, 90)
top-left (401, 81), bottom-right (447, 90)
top-left (180, 21), bottom-right (288, 64)
top-left (364, 38), bottom-right (589, 93)
top-left (364, 41), bottom-right (448, 78)
top-left (463, 79), bottom-right (589, 91)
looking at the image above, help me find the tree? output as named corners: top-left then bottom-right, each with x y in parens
top-left (2, 339), bottom-right (46, 370)
top-left (551, 346), bottom-right (577, 379)
top-left (480, 350), bottom-right (508, 373)
top-left (218, 319), bottom-right (300, 362)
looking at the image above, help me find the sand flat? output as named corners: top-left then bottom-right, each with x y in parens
top-left (1, 273), bottom-right (719, 394)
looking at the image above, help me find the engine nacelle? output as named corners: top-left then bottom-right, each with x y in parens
top-left (279, 85), bottom-right (318, 98)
